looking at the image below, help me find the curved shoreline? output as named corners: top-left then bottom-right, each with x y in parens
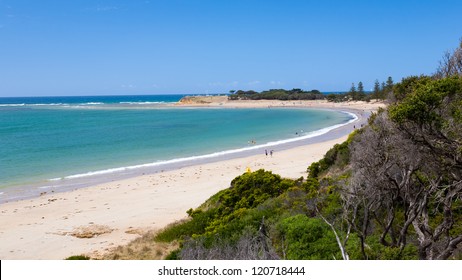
top-left (0, 100), bottom-right (384, 259)
top-left (0, 107), bottom-right (357, 204)
top-left (56, 109), bottom-right (357, 180)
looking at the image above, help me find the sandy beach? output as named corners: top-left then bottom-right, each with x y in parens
top-left (0, 99), bottom-right (385, 260)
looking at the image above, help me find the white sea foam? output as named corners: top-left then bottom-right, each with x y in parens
top-left (63, 167), bottom-right (134, 179)
top-left (1, 101), bottom-right (171, 109)
top-left (0, 103), bottom-right (25, 107)
top-left (49, 177), bottom-right (63, 181)
top-left (49, 112), bottom-right (358, 181)
top-left (81, 102), bottom-right (104, 105)
top-left (0, 103), bottom-right (70, 107)
top-left (38, 185), bottom-right (61, 189)
top-left (31, 103), bottom-right (67, 106)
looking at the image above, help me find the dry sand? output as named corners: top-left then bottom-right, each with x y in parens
top-left (176, 95), bottom-right (385, 110)
top-left (0, 99), bottom-right (385, 259)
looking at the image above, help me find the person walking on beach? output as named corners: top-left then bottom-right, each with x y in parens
top-left (265, 149), bottom-right (268, 156)
top-left (270, 150), bottom-right (273, 157)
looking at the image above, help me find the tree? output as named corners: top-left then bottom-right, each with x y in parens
top-left (229, 89), bottom-right (325, 101)
top-left (435, 37), bottom-right (462, 78)
top-left (357, 81), bottom-right (366, 100)
top-left (326, 93), bottom-right (338, 102)
top-left (357, 82), bottom-right (364, 93)
top-left (347, 76), bottom-right (462, 259)
top-left (388, 76), bottom-right (462, 259)
top-left (349, 83), bottom-right (357, 100)
top-left (373, 79), bottom-right (381, 99)
top-left (385, 77), bottom-right (394, 94)
top-left (349, 111), bottom-right (423, 257)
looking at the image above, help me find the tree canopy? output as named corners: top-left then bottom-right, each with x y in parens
top-left (228, 88), bottom-right (324, 100)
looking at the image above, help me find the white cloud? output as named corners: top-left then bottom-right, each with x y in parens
top-left (248, 80), bottom-right (261, 86)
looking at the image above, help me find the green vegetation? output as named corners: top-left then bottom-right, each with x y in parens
top-left (129, 39), bottom-right (462, 260)
top-left (307, 129), bottom-right (359, 178)
top-left (229, 84), bottom-right (392, 102)
top-left (347, 74), bottom-right (462, 260)
top-left (228, 88), bottom-right (324, 100)
top-left (276, 215), bottom-right (339, 259)
top-left (326, 77), bottom-right (393, 102)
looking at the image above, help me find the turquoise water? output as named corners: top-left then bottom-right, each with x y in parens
top-left (0, 95), bottom-right (353, 195)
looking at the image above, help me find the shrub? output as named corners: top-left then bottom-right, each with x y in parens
top-left (277, 215), bottom-right (339, 259)
top-left (65, 255), bottom-right (90, 260)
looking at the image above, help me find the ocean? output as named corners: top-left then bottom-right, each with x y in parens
top-left (0, 95), bottom-right (355, 201)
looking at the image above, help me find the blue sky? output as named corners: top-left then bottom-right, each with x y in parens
top-left (0, 0), bottom-right (461, 96)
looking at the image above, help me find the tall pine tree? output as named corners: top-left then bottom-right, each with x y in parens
top-left (357, 81), bottom-right (365, 100)
top-left (349, 83), bottom-right (357, 100)
top-left (373, 79), bottom-right (381, 99)
top-left (385, 76), bottom-right (394, 93)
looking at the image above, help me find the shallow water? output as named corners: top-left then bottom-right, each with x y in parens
top-left (0, 95), bottom-right (354, 199)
